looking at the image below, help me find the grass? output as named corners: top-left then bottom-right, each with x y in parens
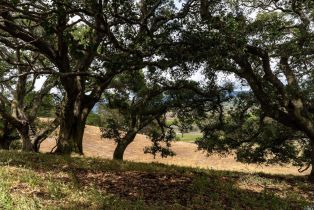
top-left (165, 118), bottom-right (202, 142)
top-left (0, 150), bottom-right (312, 209)
top-left (165, 118), bottom-right (175, 126)
top-left (176, 133), bottom-right (203, 142)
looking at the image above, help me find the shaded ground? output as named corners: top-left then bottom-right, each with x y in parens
top-left (40, 125), bottom-right (310, 176)
top-left (76, 171), bottom-right (194, 205)
top-left (0, 151), bottom-right (313, 209)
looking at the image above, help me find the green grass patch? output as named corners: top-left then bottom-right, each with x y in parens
top-left (0, 150), bottom-right (312, 209)
top-left (165, 118), bottom-right (176, 126)
top-left (176, 133), bottom-right (203, 142)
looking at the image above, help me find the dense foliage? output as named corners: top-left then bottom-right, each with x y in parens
top-left (0, 0), bottom-right (313, 182)
top-left (188, 0), bottom-right (314, 181)
top-left (196, 92), bottom-right (311, 171)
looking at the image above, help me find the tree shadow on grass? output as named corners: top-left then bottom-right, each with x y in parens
top-left (0, 151), bottom-right (312, 209)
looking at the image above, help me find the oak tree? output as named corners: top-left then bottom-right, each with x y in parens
top-left (0, 0), bottom-right (195, 154)
top-left (193, 0), bottom-right (314, 181)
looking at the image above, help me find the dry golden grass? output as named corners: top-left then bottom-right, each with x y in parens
top-left (40, 125), bottom-right (311, 176)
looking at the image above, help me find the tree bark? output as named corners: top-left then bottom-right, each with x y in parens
top-left (0, 121), bottom-right (15, 150)
top-left (292, 111), bottom-right (314, 183)
top-left (54, 96), bottom-right (90, 154)
top-left (17, 127), bottom-right (33, 152)
top-left (297, 118), bottom-right (314, 183)
top-left (113, 132), bottom-right (137, 160)
top-left (55, 115), bottom-right (87, 155)
top-left (309, 138), bottom-right (314, 183)
top-left (0, 136), bottom-right (10, 150)
top-left (33, 118), bottom-right (60, 152)
top-left (0, 133), bottom-right (15, 150)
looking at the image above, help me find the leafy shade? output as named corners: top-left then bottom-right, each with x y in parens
top-left (196, 92), bottom-right (310, 170)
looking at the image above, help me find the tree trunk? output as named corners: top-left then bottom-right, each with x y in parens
top-left (0, 136), bottom-right (10, 150)
top-left (298, 119), bottom-right (314, 183)
top-left (54, 96), bottom-right (90, 154)
top-left (0, 133), bottom-right (15, 150)
top-left (302, 125), bottom-right (314, 183)
top-left (55, 115), bottom-right (87, 155)
top-left (113, 132), bottom-right (136, 160)
top-left (113, 141), bottom-right (128, 160)
top-left (32, 118), bottom-right (60, 152)
top-left (22, 136), bottom-right (33, 151)
top-left (0, 122), bottom-right (14, 150)
top-left (309, 139), bottom-right (314, 183)
top-left (17, 127), bottom-right (33, 152)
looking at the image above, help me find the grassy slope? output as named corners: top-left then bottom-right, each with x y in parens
top-left (0, 151), bottom-right (313, 210)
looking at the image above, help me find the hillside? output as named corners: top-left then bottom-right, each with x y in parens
top-left (40, 125), bottom-right (310, 176)
top-left (0, 150), bottom-right (313, 209)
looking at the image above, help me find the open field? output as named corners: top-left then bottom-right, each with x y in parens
top-left (176, 132), bottom-right (203, 142)
top-left (0, 150), bottom-right (313, 209)
top-left (40, 125), bottom-right (311, 176)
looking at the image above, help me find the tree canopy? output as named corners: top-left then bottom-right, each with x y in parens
top-left (0, 0), bottom-right (314, 182)
top-left (190, 0), bottom-right (314, 181)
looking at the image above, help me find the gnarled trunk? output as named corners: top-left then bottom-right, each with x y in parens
top-left (113, 132), bottom-right (136, 160)
top-left (33, 118), bottom-right (60, 152)
top-left (54, 96), bottom-right (90, 154)
top-left (55, 116), bottom-right (87, 154)
top-left (17, 127), bottom-right (33, 152)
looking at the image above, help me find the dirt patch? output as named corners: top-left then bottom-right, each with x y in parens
top-left (40, 125), bottom-right (311, 176)
top-left (10, 182), bottom-right (51, 200)
top-left (75, 170), bottom-right (194, 205)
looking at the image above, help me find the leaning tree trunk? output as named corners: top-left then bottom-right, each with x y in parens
top-left (113, 132), bottom-right (137, 160)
